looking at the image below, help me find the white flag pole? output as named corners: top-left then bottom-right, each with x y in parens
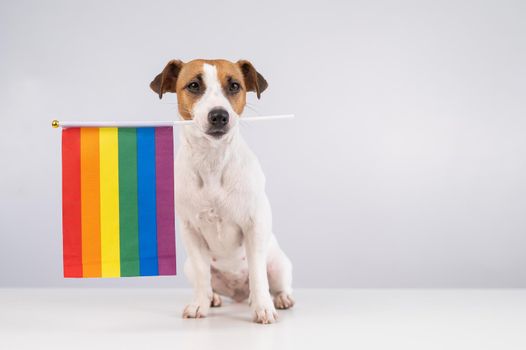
top-left (51, 114), bottom-right (294, 129)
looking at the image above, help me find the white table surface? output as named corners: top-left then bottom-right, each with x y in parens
top-left (1, 288), bottom-right (525, 350)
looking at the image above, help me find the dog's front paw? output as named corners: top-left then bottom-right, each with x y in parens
top-left (182, 299), bottom-right (210, 319)
top-left (251, 295), bottom-right (278, 324)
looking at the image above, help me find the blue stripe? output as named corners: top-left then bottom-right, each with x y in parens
top-left (136, 128), bottom-right (159, 276)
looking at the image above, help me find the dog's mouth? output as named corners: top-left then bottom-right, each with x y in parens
top-left (206, 129), bottom-right (228, 139)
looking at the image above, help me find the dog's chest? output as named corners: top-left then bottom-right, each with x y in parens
top-left (181, 167), bottom-right (245, 253)
top-left (193, 168), bottom-right (234, 215)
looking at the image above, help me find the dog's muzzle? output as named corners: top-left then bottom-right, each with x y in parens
top-left (206, 108), bottom-right (230, 138)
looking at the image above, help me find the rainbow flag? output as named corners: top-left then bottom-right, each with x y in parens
top-left (61, 127), bottom-right (176, 278)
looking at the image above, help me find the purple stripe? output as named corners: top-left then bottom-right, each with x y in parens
top-left (155, 127), bottom-right (176, 275)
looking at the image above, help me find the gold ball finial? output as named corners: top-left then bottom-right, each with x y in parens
top-left (51, 120), bottom-right (59, 128)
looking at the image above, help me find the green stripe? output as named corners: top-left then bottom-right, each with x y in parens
top-left (118, 128), bottom-right (140, 276)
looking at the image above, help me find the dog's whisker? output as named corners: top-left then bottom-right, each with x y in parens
top-left (244, 103), bottom-right (261, 116)
top-left (244, 107), bottom-right (260, 117)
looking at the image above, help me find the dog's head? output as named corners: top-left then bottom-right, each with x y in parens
top-left (150, 59), bottom-right (267, 140)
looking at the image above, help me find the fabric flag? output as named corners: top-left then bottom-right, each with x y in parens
top-left (61, 127), bottom-right (176, 278)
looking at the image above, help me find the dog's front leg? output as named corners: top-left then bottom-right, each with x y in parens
top-left (180, 221), bottom-right (212, 319)
top-left (244, 218), bottom-right (278, 324)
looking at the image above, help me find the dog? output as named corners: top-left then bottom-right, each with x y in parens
top-left (150, 59), bottom-right (294, 324)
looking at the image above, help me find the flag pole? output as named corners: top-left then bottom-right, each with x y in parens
top-left (51, 114), bottom-right (294, 129)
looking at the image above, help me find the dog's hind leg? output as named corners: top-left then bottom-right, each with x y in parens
top-left (210, 292), bottom-right (222, 307)
top-left (267, 235), bottom-right (295, 310)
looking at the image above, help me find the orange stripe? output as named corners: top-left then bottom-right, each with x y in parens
top-left (80, 128), bottom-right (101, 277)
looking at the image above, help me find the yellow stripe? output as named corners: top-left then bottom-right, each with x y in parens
top-left (99, 128), bottom-right (121, 277)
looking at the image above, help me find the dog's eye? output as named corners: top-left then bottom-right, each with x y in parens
top-left (187, 81), bottom-right (200, 93)
top-left (229, 82), bottom-right (240, 93)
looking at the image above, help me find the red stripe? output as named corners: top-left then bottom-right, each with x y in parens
top-left (62, 128), bottom-right (83, 277)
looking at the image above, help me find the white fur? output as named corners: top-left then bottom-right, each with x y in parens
top-left (176, 64), bottom-right (294, 323)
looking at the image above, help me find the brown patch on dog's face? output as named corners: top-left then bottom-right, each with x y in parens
top-left (150, 59), bottom-right (268, 120)
top-left (174, 60), bottom-right (207, 120)
top-left (213, 60), bottom-right (247, 115)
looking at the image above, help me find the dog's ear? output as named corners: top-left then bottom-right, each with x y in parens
top-left (150, 60), bottom-right (184, 99)
top-left (237, 60), bottom-right (268, 99)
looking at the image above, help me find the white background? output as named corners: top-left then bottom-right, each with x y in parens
top-left (1, 0), bottom-right (525, 288)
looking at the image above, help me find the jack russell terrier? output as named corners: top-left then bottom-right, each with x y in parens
top-left (150, 59), bottom-right (294, 324)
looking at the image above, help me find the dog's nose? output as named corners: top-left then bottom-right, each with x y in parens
top-left (208, 108), bottom-right (229, 127)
